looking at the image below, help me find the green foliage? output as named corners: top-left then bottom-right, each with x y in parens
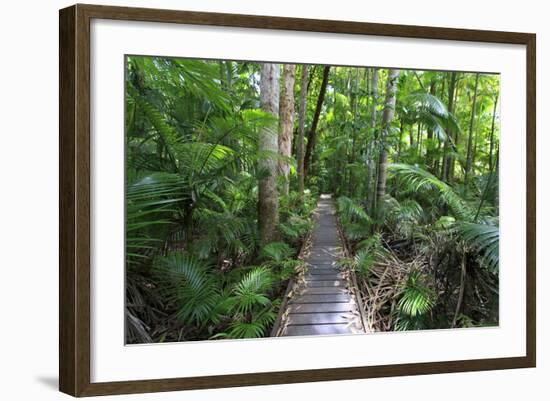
top-left (351, 249), bottom-right (376, 278)
top-left (337, 196), bottom-right (371, 224)
top-left (397, 271), bottom-right (435, 317)
top-left (336, 196), bottom-right (372, 241)
top-left (126, 172), bottom-right (185, 265)
top-left (456, 221), bottom-right (499, 272)
top-left (154, 253), bottom-right (221, 326)
top-left (226, 267), bottom-right (274, 316)
top-left (389, 163), bottom-right (474, 221)
top-left (383, 197), bottom-right (425, 239)
top-left (224, 307), bottom-right (278, 339)
top-left (394, 271), bottom-right (435, 331)
top-left (214, 267), bottom-right (279, 339)
top-left (355, 233), bottom-right (383, 252)
top-left (125, 57), bottom-right (501, 340)
top-left (260, 242), bottom-right (293, 263)
top-left (401, 90), bottom-right (460, 140)
top-left (125, 57), bottom-right (318, 343)
top-left (278, 191), bottom-right (316, 244)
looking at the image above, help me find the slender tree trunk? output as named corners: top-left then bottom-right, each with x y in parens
top-left (278, 64), bottom-right (296, 195)
top-left (472, 126), bottom-right (479, 171)
top-left (426, 81), bottom-right (437, 171)
top-left (375, 69), bottom-right (400, 218)
top-left (464, 73), bottom-right (480, 185)
top-left (306, 65), bottom-right (317, 92)
top-left (304, 66), bottom-right (330, 177)
top-left (348, 68), bottom-right (359, 196)
top-left (452, 255), bottom-right (467, 327)
top-left (488, 93), bottom-right (499, 172)
top-left (258, 63), bottom-right (280, 244)
top-left (416, 122), bottom-right (422, 156)
top-left (397, 120), bottom-right (404, 160)
top-left (363, 69), bottom-right (370, 157)
top-left (332, 75), bottom-right (339, 193)
top-left (442, 72), bottom-right (457, 181)
top-left (448, 77), bottom-right (460, 181)
top-left (368, 68), bottom-right (379, 214)
top-left (296, 65), bottom-right (308, 194)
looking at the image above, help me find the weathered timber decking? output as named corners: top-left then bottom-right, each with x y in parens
top-left (274, 195), bottom-right (365, 337)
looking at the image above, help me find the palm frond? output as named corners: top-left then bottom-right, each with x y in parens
top-left (456, 222), bottom-right (499, 272)
top-left (389, 164), bottom-right (474, 221)
top-left (260, 242), bottom-right (293, 262)
top-left (393, 271), bottom-right (435, 331)
top-left (154, 252), bottom-right (220, 325)
top-left (337, 196), bottom-right (370, 223)
top-left (228, 267), bottom-right (274, 316)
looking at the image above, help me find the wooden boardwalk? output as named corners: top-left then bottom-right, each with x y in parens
top-left (273, 195), bottom-right (365, 337)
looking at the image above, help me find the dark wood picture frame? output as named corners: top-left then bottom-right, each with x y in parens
top-left (59, 3), bottom-right (536, 397)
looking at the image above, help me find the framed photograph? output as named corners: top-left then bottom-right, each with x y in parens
top-left (59, 4), bottom-right (536, 397)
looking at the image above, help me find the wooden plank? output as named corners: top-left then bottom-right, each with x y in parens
top-left (305, 272), bottom-right (345, 280)
top-left (306, 257), bottom-right (339, 265)
top-left (309, 245), bottom-right (341, 250)
top-left (300, 287), bottom-right (348, 295)
top-left (289, 294), bottom-right (351, 304)
top-left (307, 256), bottom-right (340, 261)
top-left (308, 249), bottom-right (342, 255)
top-left (309, 246), bottom-right (341, 251)
top-left (307, 257), bottom-right (340, 263)
top-left (286, 313), bottom-right (351, 325)
top-left (287, 302), bottom-right (354, 313)
top-left (305, 280), bottom-right (347, 287)
top-left (284, 324), bottom-right (353, 336)
top-left (308, 256), bottom-right (341, 262)
top-left (307, 268), bottom-right (341, 275)
top-left (307, 263), bottom-right (339, 269)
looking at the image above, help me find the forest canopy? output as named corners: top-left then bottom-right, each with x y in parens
top-left (125, 56), bottom-right (500, 343)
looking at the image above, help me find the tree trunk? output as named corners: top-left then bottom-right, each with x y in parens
top-left (464, 73), bottom-right (480, 185)
top-left (416, 122), bottom-right (422, 156)
top-left (375, 69), bottom-right (400, 218)
top-left (332, 74), bottom-right (339, 193)
top-left (278, 64), bottom-right (296, 195)
top-left (447, 76), bottom-right (461, 181)
top-left (296, 65), bottom-right (308, 194)
top-left (348, 68), bottom-right (359, 197)
top-left (304, 66), bottom-right (330, 177)
top-left (426, 80), bottom-right (437, 171)
top-left (258, 63), bottom-right (280, 244)
top-left (397, 120), bottom-right (404, 160)
top-left (488, 92), bottom-right (499, 172)
top-left (472, 126), bottom-right (479, 171)
top-left (368, 68), bottom-right (379, 214)
top-left (442, 72), bottom-right (457, 181)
